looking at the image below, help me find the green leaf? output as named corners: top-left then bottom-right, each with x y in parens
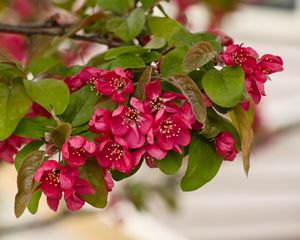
top-left (202, 66), bottom-right (245, 108)
top-left (0, 83), bottom-right (31, 140)
top-left (49, 122), bottom-right (72, 147)
top-left (141, 51), bottom-right (161, 63)
top-left (147, 16), bottom-right (183, 40)
top-left (24, 78), bottom-right (70, 115)
top-left (61, 85), bottom-right (98, 127)
top-left (104, 46), bottom-right (147, 60)
top-left (0, 62), bottom-right (25, 81)
top-left (88, 53), bottom-right (106, 67)
top-left (157, 151), bottom-right (184, 175)
top-left (111, 54), bottom-right (146, 69)
top-left (72, 124), bottom-right (88, 135)
top-left (80, 159), bottom-right (108, 208)
top-left (232, 105), bottom-right (254, 176)
top-left (52, 65), bottom-right (82, 78)
top-left (15, 140), bottom-right (45, 171)
top-left (27, 190), bottom-right (42, 215)
top-left (111, 160), bottom-right (143, 181)
top-left (112, 8), bottom-right (146, 42)
top-left (106, 17), bottom-right (123, 30)
top-left (80, 131), bottom-right (98, 141)
top-left (160, 47), bottom-right (188, 77)
top-left (26, 56), bottom-right (61, 76)
top-left (144, 37), bottom-right (166, 49)
top-left (172, 31), bottom-right (222, 52)
top-left (97, 0), bottom-right (134, 13)
top-left (95, 96), bottom-right (116, 112)
top-left (183, 41), bottom-right (216, 73)
top-left (14, 117), bottom-right (56, 138)
top-left (181, 135), bottom-right (222, 191)
top-left (141, 0), bottom-right (157, 10)
top-left (167, 74), bottom-right (207, 124)
top-left (202, 109), bottom-right (241, 150)
top-left (14, 150), bottom-right (45, 218)
top-left (172, 29), bottom-right (204, 47)
top-left (135, 66), bottom-right (152, 101)
top-left (53, 0), bottom-right (74, 10)
top-left (194, 33), bottom-right (222, 53)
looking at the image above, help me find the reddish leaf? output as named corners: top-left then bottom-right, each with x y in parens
top-left (14, 150), bottom-right (45, 218)
top-left (233, 105), bottom-right (254, 176)
top-left (167, 73), bottom-right (207, 124)
top-left (183, 41), bottom-right (216, 73)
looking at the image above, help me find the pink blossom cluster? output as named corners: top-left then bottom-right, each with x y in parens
top-left (221, 44), bottom-right (283, 107)
top-left (63, 75), bottom-right (197, 172)
top-left (34, 160), bottom-right (95, 211)
top-left (34, 67), bottom-right (205, 211)
top-left (34, 66), bottom-right (244, 212)
top-left (64, 67), bottom-right (134, 104)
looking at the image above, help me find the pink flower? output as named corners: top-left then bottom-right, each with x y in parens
top-left (258, 54), bottom-right (284, 75)
top-left (89, 108), bottom-right (112, 134)
top-left (202, 92), bottom-right (213, 107)
top-left (222, 44), bottom-right (283, 105)
top-left (132, 143), bottom-right (167, 168)
top-left (64, 66), bottom-right (103, 92)
top-left (0, 135), bottom-right (30, 163)
top-left (62, 136), bottom-right (97, 167)
top-left (64, 74), bottom-right (86, 92)
top-left (95, 67), bottom-right (134, 104)
top-left (210, 30), bottom-right (234, 47)
top-left (144, 80), bottom-right (183, 114)
top-left (111, 97), bottom-right (153, 148)
top-left (26, 102), bottom-right (51, 118)
top-left (34, 160), bottom-right (62, 211)
top-left (149, 111), bottom-right (191, 152)
top-left (245, 74), bottom-right (265, 104)
top-left (34, 160), bottom-right (95, 211)
top-left (178, 102), bottom-right (196, 129)
top-left (0, 33), bottom-right (27, 64)
top-left (215, 132), bottom-right (238, 161)
top-left (79, 66), bottom-right (103, 84)
top-left (221, 44), bottom-right (258, 73)
top-left (96, 137), bottom-right (133, 173)
top-left (61, 166), bottom-right (95, 211)
top-left (103, 169), bottom-right (114, 192)
top-left (12, 0), bottom-right (34, 20)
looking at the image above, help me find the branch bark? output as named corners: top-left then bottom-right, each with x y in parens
top-left (0, 22), bottom-right (122, 47)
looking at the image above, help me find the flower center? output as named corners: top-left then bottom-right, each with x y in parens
top-left (45, 169), bottom-right (60, 187)
top-left (262, 67), bottom-right (270, 74)
top-left (72, 147), bottom-right (86, 157)
top-left (106, 143), bottom-right (123, 161)
top-left (111, 78), bottom-right (125, 91)
top-left (87, 76), bottom-right (100, 85)
top-left (124, 108), bottom-right (140, 126)
top-left (150, 97), bottom-right (165, 111)
top-left (159, 119), bottom-right (181, 138)
top-left (232, 50), bottom-right (248, 64)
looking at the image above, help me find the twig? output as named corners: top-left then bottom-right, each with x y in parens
top-left (0, 22), bottom-right (123, 47)
top-left (157, 4), bottom-right (170, 18)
